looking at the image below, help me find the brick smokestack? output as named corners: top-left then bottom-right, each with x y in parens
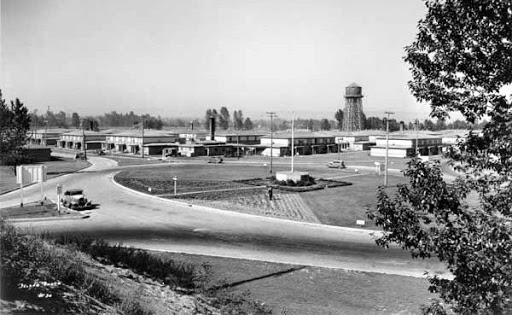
top-left (210, 116), bottom-right (216, 140)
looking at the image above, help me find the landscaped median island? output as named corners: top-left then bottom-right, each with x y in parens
top-left (112, 163), bottom-right (405, 228)
top-left (114, 167), bottom-right (353, 224)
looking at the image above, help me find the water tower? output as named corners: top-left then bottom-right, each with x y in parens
top-left (343, 83), bottom-right (364, 132)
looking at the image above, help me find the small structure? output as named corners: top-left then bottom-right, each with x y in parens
top-left (142, 142), bottom-right (179, 156)
top-left (178, 143), bottom-right (206, 157)
top-left (276, 171), bottom-right (310, 183)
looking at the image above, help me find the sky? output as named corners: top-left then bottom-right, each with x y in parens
top-left (1, 0), bottom-right (431, 122)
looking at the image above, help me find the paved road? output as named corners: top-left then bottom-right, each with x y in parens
top-left (0, 156), bottom-right (446, 278)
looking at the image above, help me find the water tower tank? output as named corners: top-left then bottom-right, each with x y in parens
top-left (345, 83), bottom-right (363, 98)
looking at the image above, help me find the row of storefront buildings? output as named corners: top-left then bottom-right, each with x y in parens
top-left (27, 127), bottom-right (465, 159)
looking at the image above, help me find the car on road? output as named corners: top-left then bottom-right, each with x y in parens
top-left (62, 189), bottom-right (92, 210)
top-left (207, 156), bottom-right (223, 164)
top-left (327, 160), bottom-right (345, 169)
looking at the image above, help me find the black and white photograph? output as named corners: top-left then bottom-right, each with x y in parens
top-left (1, 0), bottom-right (511, 314)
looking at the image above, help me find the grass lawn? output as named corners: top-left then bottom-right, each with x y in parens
top-left (0, 201), bottom-right (83, 219)
top-left (302, 173), bottom-right (407, 228)
top-left (0, 156), bottom-right (90, 195)
top-left (154, 251), bottom-right (437, 315)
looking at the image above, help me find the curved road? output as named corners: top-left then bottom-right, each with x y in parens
top-left (0, 156), bottom-right (446, 278)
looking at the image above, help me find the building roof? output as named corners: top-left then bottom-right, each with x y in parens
top-left (63, 130), bottom-right (110, 136)
top-left (215, 131), bottom-right (266, 137)
top-left (376, 134), bottom-right (442, 140)
top-left (143, 142), bottom-right (179, 147)
top-left (110, 130), bottom-right (179, 137)
top-left (262, 132), bottom-right (336, 139)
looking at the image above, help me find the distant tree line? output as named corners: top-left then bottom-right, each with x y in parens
top-left (204, 107), bottom-right (254, 131)
top-left (333, 109), bottom-right (487, 132)
top-left (29, 110), bottom-right (168, 131)
top-left (27, 106), bottom-right (487, 134)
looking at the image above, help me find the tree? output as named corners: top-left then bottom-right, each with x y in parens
top-left (334, 109), bottom-right (344, 130)
top-left (306, 119), bottom-right (314, 131)
top-left (71, 112), bottom-right (81, 129)
top-left (218, 107), bottom-right (230, 130)
top-left (233, 110), bottom-right (244, 130)
top-left (243, 117), bottom-right (254, 130)
top-left (81, 117), bottom-right (99, 131)
top-left (365, 116), bottom-right (383, 130)
top-left (55, 111), bottom-right (68, 128)
top-left (320, 118), bottom-right (331, 131)
top-left (369, 1), bottom-right (512, 313)
top-left (204, 109), bottom-right (218, 130)
top-left (0, 91), bottom-right (32, 172)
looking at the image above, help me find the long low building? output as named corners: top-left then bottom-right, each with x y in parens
top-left (28, 129), bottom-right (70, 146)
top-left (260, 132), bottom-right (337, 156)
top-left (104, 130), bottom-right (179, 154)
top-left (370, 135), bottom-right (443, 158)
top-left (58, 130), bottom-right (109, 150)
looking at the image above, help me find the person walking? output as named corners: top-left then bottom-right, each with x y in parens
top-left (268, 186), bottom-right (273, 201)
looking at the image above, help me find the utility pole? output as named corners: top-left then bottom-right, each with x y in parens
top-left (266, 112), bottom-right (276, 174)
top-left (236, 123), bottom-right (240, 160)
top-left (141, 117), bottom-right (145, 159)
top-left (384, 111), bottom-right (394, 187)
top-left (82, 126), bottom-right (87, 160)
top-left (291, 112), bottom-right (295, 173)
top-left (44, 106), bottom-right (49, 146)
top-left (415, 118), bottom-right (419, 157)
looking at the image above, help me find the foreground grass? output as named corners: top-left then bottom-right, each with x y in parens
top-left (0, 201), bottom-right (83, 220)
top-left (0, 220), bottom-right (271, 314)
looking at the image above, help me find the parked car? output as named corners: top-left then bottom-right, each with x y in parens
top-left (207, 156), bottom-right (223, 164)
top-left (327, 160), bottom-right (345, 169)
top-left (62, 189), bottom-right (92, 210)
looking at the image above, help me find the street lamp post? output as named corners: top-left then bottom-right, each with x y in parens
top-left (384, 111), bottom-right (394, 187)
top-left (141, 117), bottom-right (145, 159)
top-left (266, 112), bottom-right (276, 174)
top-left (291, 112), bottom-right (294, 173)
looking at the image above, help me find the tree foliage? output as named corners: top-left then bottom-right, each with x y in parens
top-left (369, 1), bottom-right (512, 313)
top-left (0, 91), bottom-right (32, 170)
top-left (233, 110), bottom-right (244, 130)
top-left (71, 112), bottom-right (81, 129)
top-left (334, 109), bottom-right (343, 130)
top-left (320, 118), bottom-right (331, 130)
top-left (218, 107), bottom-right (230, 130)
top-left (81, 117), bottom-right (99, 131)
top-left (204, 109), bottom-right (218, 130)
top-left (243, 117), bottom-right (254, 130)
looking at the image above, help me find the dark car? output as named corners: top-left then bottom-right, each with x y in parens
top-left (207, 156), bottom-right (223, 164)
top-left (327, 160), bottom-right (345, 169)
top-left (62, 189), bottom-right (92, 210)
